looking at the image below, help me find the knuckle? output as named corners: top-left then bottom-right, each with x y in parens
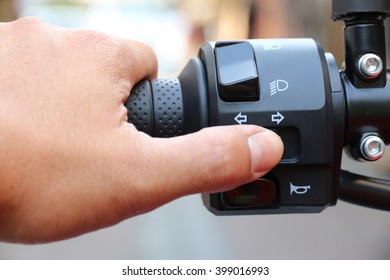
top-left (66, 29), bottom-right (121, 67)
top-left (73, 29), bottom-right (112, 46)
top-left (64, 30), bottom-right (114, 57)
top-left (16, 16), bottom-right (44, 25)
top-left (13, 16), bottom-right (47, 30)
top-left (7, 17), bottom-right (54, 39)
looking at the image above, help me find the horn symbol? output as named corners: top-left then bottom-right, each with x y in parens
top-left (290, 183), bottom-right (311, 195)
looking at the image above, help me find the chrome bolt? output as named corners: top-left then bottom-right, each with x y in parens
top-left (358, 53), bottom-right (383, 79)
top-left (360, 135), bottom-right (385, 161)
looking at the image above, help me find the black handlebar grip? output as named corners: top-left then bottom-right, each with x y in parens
top-left (125, 79), bottom-right (184, 137)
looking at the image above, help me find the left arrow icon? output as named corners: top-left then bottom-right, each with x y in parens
top-left (234, 112), bottom-right (248, 125)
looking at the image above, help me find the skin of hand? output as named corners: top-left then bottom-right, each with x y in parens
top-left (0, 17), bottom-right (283, 244)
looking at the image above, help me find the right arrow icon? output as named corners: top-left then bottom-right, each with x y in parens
top-left (271, 111), bottom-right (285, 125)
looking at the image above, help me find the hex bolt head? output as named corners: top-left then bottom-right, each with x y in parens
top-left (358, 53), bottom-right (383, 79)
top-left (360, 135), bottom-right (385, 161)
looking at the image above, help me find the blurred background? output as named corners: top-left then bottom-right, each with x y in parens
top-left (0, 0), bottom-right (389, 259)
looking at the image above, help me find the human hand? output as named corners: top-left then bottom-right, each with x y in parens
top-left (0, 17), bottom-right (283, 243)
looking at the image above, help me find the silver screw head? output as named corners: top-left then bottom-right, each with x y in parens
top-left (358, 53), bottom-right (383, 79)
top-left (360, 135), bottom-right (385, 161)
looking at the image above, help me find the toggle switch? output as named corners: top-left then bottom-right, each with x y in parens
top-left (215, 41), bottom-right (259, 102)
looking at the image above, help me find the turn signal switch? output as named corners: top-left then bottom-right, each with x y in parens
top-left (126, 39), bottom-right (345, 214)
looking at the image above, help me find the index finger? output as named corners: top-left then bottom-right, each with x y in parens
top-left (120, 39), bottom-right (158, 88)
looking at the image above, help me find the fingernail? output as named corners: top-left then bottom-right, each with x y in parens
top-left (247, 130), bottom-right (284, 175)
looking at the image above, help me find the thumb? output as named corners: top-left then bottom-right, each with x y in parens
top-left (128, 125), bottom-right (283, 211)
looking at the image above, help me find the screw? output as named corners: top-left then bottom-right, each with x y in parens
top-left (359, 135), bottom-right (385, 161)
top-left (358, 53), bottom-right (383, 79)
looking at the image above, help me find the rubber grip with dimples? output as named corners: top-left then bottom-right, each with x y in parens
top-left (125, 79), bottom-right (184, 138)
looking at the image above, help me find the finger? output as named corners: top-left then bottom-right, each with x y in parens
top-left (126, 125), bottom-right (284, 212)
top-left (120, 39), bottom-right (158, 87)
top-left (109, 39), bottom-right (157, 109)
